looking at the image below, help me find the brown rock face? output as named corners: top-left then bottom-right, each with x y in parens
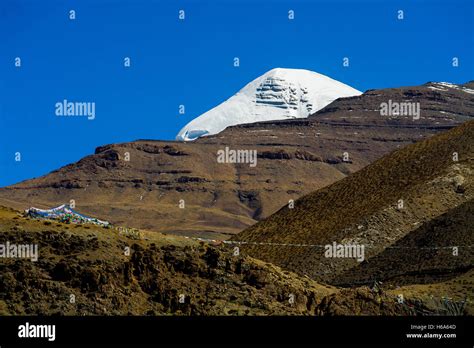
top-left (0, 83), bottom-right (472, 238)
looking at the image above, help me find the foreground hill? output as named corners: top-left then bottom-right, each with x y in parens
top-left (0, 206), bottom-right (335, 315)
top-left (234, 121), bottom-right (474, 290)
top-left (0, 82), bottom-right (472, 238)
top-left (0, 206), bottom-right (469, 315)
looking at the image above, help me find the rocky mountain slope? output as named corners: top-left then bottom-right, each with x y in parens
top-left (0, 82), bottom-right (472, 238)
top-left (234, 121), bottom-right (474, 292)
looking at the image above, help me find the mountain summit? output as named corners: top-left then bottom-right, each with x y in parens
top-left (176, 68), bottom-right (361, 141)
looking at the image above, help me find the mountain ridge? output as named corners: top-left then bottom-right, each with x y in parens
top-left (1, 81), bottom-right (472, 238)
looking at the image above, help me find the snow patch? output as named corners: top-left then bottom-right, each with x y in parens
top-left (428, 82), bottom-right (474, 95)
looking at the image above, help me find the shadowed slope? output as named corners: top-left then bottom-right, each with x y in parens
top-left (234, 121), bottom-right (474, 285)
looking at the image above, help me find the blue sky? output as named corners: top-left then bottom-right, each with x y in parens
top-left (0, 0), bottom-right (473, 187)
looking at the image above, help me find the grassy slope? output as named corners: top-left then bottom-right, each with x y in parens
top-left (234, 121), bottom-right (474, 286)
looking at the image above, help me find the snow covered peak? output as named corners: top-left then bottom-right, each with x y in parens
top-left (176, 68), bottom-right (362, 141)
